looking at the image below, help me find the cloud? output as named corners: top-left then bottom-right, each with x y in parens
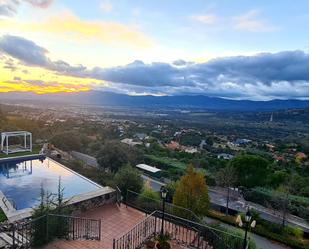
top-left (0, 0), bottom-right (53, 17)
top-left (24, 0), bottom-right (53, 8)
top-left (0, 35), bottom-right (50, 66)
top-left (1, 35), bottom-right (309, 100)
top-left (89, 51), bottom-right (309, 99)
top-left (233, 10), bottom-right (278, 32)
top-left (100, 0), bottom-right (113, 13)
top-left (0, 0), bottom-right (19, 17)
top-left (1, 12), bottom-right (153, 48)
top-left (192, 14), bottom-right (217, 24)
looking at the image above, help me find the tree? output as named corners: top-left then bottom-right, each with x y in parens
top-left (230, 155), bottom-right (269, 188)
top-left (274, 183), bottom-right (292, 228)
top-left (173, 165), bottom-right (210, 217)
top-left (216, 166), bottom-right (237, 215)
top-left (97, 141), bottom-right (139, 172)
top-left (0, 106), bottom-right (7, 128)
top-left (114, 165), bottom-right (143, 196)
top-left (51, 132), bottom-right (84, 152)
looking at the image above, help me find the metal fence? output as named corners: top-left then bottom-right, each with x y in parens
top-left (126, 190), bottom-right (201, 222)
top-left (123, 190), bottom-right (246, 249)
top-left (0, 214), bottom-right (101, 248)
top-left (113, 210), bottom-right (244, 249)
top-left (113, 211), bottom-right (157, 249)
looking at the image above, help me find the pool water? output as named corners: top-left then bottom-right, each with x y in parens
top-left (0, 157), bottom-right (101, 210)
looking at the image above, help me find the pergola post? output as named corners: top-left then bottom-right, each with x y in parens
top-left (6, 134), bottom-right (9, 155)
top-left (30, 133), bottom-right (32, 152)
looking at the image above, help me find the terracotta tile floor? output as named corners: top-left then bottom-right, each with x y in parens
top-left (41, 204), bottom-right (146, 249)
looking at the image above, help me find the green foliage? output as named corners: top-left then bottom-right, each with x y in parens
top-left (156, 233), bottom-right (171, 249)
top-left (138, 182), bottom-right (161, 210)
top-left (207, 211), bottom-right (308, 249)
top-left (51, 132), bottom-right (89, 152)
top-left (243, 187), bottom-right (309, 222)
top-left (173, 165), bottom-right (209, 217)
top-left (31, 180), bottom-right (71, 247)
top-left (114, 165), bottom-right (143, 196)
top-left (97, 141), bottom-right (141, 172)
top-left (0, 208), bottom-right (7, 222)
top-left (229, 155), bottom-right (270, 188)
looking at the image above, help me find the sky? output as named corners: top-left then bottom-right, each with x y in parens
top-left (0, 0), bottom-right (309, 100)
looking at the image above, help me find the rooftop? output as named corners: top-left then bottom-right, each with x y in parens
top-left (136, 163), bottom-right (161, 173)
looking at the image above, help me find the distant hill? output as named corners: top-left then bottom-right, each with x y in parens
top-left (1, 91), bottom-right (309, 111)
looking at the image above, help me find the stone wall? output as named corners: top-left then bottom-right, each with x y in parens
top-left (69, 191), bottom-right (117, 216)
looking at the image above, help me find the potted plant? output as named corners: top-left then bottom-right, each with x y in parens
top-left (155, 233), bottom-right (171, 249)
top-left (146, 238), bottom-right (155, 249)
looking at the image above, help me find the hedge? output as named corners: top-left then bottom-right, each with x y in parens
top-left (243, 187), bottom-right (309, 222)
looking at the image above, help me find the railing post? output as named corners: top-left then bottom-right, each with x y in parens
top-left (126, 190), bottom-right (128, 208)
top-left (12, 224), bottom-right (15, 248)
top-left (99, 219), bottom-right (102, 240)
top-left (113, 238), bottom-right (116, 249)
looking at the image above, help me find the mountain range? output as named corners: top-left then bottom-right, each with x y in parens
top-left (0, 91), bottom-right (309, 111)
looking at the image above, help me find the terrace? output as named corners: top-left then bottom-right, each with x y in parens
top-left (0, 156), bottom-right (243, 249)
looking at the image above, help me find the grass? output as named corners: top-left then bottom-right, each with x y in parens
top-left (0, 148), bottom-right (41, 159)
top-left (145, 154), bottom-right (207, 174)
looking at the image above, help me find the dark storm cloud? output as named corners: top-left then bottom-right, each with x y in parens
top-left (1, 34), bottom-right (309, 99)
top-left (0, 35), bottom-right (50, 66)
top-left (91, 60), bottom-right (182, 86)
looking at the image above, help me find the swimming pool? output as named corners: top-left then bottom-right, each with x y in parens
top-left (0, 157), bottom-right (101, 210)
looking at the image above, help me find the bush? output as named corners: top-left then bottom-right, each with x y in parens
top-left (207, 210), bottom-right (309, 249)
top-left (243, 187), bottom-right (309, 222)
top-left (0, 208), bottom-right (7, 222)
top-left (138, 182), bottom-right (161, 211)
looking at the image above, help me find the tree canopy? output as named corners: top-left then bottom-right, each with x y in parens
top-left (229, 155), bottom-right (270, 188)
top-left (173, 165), bottom-right (209, 217)
top-left (114, 165), bottom-right (143, 195)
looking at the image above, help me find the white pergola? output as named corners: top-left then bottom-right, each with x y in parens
top-left (1, 131), bottom-right (32, 155)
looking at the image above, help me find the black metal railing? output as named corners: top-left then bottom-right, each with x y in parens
top-left (0, 214), bottom-right (101, 248)
top-left (113, 210), bottom-right (244, 249)
top-left (113, 211), bottom-right (157, 249)
top-left (126, 190), bottom-right (201, 223)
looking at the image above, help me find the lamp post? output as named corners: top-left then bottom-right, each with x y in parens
top-left (160, 186), bottom-right (168, 236)
top-left (243, 208), bottom-right (252, 249)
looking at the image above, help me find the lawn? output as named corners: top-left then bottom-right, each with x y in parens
top-left (145, 154), bottom-right (207, 174)
top-left (0, 148), bottom-right (41, 159)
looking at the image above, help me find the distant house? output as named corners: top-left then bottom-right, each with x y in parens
top-left (121, 138), bottom-right (142, 147)
top-left (199, 140), bottom-right (207, 150)
top-left (166, 141), bottom-right (181, 150)
top-left (184, 147), bottom-right (199, 154)
top-left (295, 152), bottom-right (307, 161)
top-left (217, 153), bottom-right (234, 160)
top-left (273, 155), bottom-right (284, 162)
top-left (134, 133), bottom-right (147, 141)
top-left (233, 139), bottom-right (251, 147)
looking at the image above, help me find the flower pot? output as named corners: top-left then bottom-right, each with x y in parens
top-left (155, 241), bottom-right (171, 249)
